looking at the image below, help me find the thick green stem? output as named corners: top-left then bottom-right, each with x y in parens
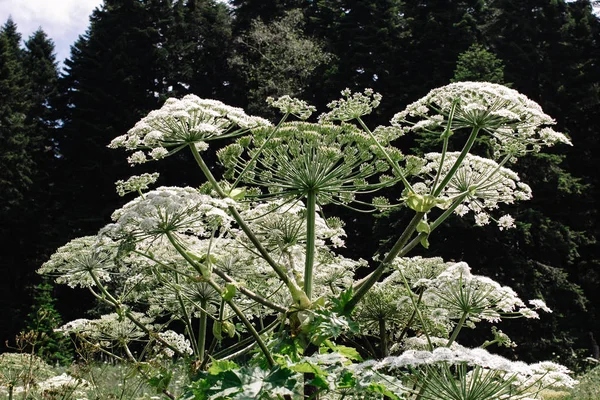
top-left (198, 298), bottom-right (208, 363)
top-left (304, 190), bottom-right (317, 300)
top-left (189, 144), bottom-right (310, 309)
top-left (446, 311), bottom-right (468, 347)
top-left (346, 211), bottom-right (425, 312)
top-left (379, 319), bottom-right (388, 357)
top-left (433, 127), bottom-right (480, 197)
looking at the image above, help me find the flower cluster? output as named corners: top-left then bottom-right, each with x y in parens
top-left (37, 236), bottom-right (117, 288)
top-left (155, 330), bottom-right (194, 357)
top-left (319, 88), bottom-right (382, 122)
top-left (420, 152), bottom-right (531, 228)
top-left (115, 172), bottom-right (160, 197)
top-left (424, 262), bottom-right (543, 323)
top-left (219, 121), bottom-right (400, 208)
top-left (354, 345), bottom-right (577, 391)
top-left (391, 81), bottom-right (572, 158)
top-left (101, 187), bottom-right (232, 239)
top-left (56, 312), bottom-right (154, 346)
top-left (266, 95), bottom-right (316, 120)
top-left (109, 94), bottom-right (271, 164)
top-left (36, 373), bottom-right (90, 398)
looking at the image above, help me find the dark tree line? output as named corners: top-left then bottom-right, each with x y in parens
top-left (1, 0), bottom-right (599, 367)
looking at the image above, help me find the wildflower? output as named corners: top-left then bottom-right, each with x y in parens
top-left (319, 88), bottom-right (382, 122)
top-left (219, 121), bottom-right (400, 210)
top-left (391, 82), bottom-right (571, 158)
top-left (115, 173), bottom-right (160, 197)
top-left (37, 236), bottom-right (117, 288)
top-left (101, 187), bottom-right (232, 240)
top-left (267, 95), bottom-right (316, 120)
top-left (109, 94), bottom-right (272, 162)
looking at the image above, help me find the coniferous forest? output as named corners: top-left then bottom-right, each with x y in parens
top-left (1, 0), bottom-right (600, 391)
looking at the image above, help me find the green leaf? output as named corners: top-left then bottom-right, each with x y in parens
top-left (208, 359), bottom-right (239, 375)
top-left (329, 344), bottom-right (363, 361)
top-left (368, 382), bottom-right (400, 400)
top-left (229, 187), bottom-right (246, 200)
top-left (420, 235), bottom-right (430, 249)
top-left (416, 219), bottom-right (430, 234)
top-left (222, 283), bottom-right (237, 301)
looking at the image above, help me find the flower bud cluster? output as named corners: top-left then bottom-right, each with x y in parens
top-left (267, 95), bottom-right (316, 120)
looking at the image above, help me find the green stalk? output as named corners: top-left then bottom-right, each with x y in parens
top-left (379, 319), bottom-right (388, 357)
top-left (430, 192), bottom-right (470, 231)
top-left (447, 311), bottom-right (468, 347)
top-left (212, 269), bottom-right (287, 313)
top-left (189, 144), bottom-right (310, 309)
top-left (232, 113), bottom-right (289, 190)
top-left (397, 268), bottom-right (432, 350)
top-left (198, 298), bottom-right (208, 362)
top-left (346, 211), bottom-right (425, 312)
top-left (304, 189), bottom-right (317, 300)
top-left (433, 127), bottom-right (480, 197)
top-left (431, 101), bottom-right (458, 194)
top-left (174, 273), bottom-right (199, 355)
top-left (166, 231), bottom-right (275, 367)
top-left (356, 117), bottom-right (413, 191)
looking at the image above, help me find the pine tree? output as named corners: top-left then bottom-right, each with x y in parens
top-left (56, 0), bottom-right (173, 237)
top-left (0, 18), bottom-right (33, 211)
top-left (0, 21), bottom-right (62, 350)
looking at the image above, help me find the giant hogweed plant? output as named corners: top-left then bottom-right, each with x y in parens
top-left (38, 83), bottom-right (577, 399)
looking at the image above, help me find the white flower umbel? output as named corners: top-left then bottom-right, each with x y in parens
top-left (241, 199), bottom-right (347, 250)
top-left (355, 345), bottom-right (577, 393)
top-left (36, 373), bottom-right (90, 398)
top-left (219, 121), bottom-right (400, 209)
top-left (319, 88), bottom-right (382, 122)
top-left (421, 152), bottom-right (531, 228)
top-left (267, 95), bottom-right (316, 120)
top-left (155, 330), bottom-right (194, 358)
top-left (115, 172), bottom-right (160, 197)
top-left (101, 186), bottom-right (232, 240)
top-left (37, 235), bottom-right (117, 288)
top-left (57, 312), bottom-right (154, 347)
top-left (109, 94), bottom-right (272, 163)
top-left (420, 262), bottom-right (552, 336)
top-left (391, 81), bottom-right (572, 158)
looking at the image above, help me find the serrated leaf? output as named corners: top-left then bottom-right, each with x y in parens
top-left (330, 345), bottom-right (363, 361)
top-left (208, 359), bottom-right (239, 375)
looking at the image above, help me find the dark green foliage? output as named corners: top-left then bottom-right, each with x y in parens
top-left (451, 43), bottom-right (505, 83)
top-left (24, 281), bottom-right (73, 365)
top-left (0, 20), bottom-right (62, 350)
top-left (229, 9), bottom-right (332, 115)
top-left (0, 18), bottom-right (34, 211)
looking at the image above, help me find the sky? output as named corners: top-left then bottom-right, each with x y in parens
top-left (0, 0), bottom-right (103, 67)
